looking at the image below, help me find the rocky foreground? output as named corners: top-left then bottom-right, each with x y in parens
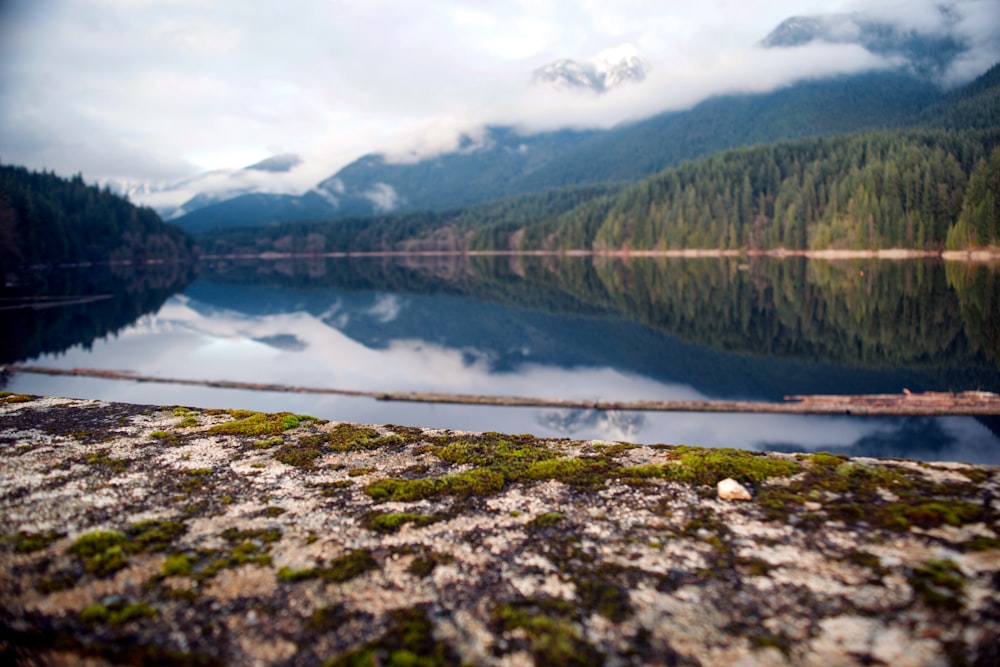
top-left (1, 394), bottom-right (998, 666)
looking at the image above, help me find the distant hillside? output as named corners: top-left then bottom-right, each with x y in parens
top-left (0, 164), bottom-right (196, 275)
top-left (175, 70), bottom-right (945, 232)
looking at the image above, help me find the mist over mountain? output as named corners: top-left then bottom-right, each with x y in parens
top-left (161, 7), bottom-right (998, 234)
top-left (761, 10), bottom-right (967, 80)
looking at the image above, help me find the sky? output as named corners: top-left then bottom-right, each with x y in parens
top-left (1, 0), bottom-right (998, 199)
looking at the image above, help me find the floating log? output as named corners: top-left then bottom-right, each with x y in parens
top-left (8, 365), bottom-right (1000, 416)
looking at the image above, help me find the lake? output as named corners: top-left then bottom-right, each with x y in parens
top-left (3, 254), bottom-right (999, 463)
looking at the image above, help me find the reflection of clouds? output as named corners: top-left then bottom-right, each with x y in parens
top-left (367, 294), bottom-right (404, 323)
top-left (538, 409), bottom-right (646, 441)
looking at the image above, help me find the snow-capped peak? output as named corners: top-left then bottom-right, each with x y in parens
top-left (533, 43), bottom-right (649, 94)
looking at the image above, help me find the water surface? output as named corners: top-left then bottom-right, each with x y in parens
top-left (5, 255), bottom-right (999, 463)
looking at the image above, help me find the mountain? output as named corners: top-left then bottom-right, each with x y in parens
top-left (532, 44), bottom-right (648, 94)
top-left (103, 153), bottom-right (308, 221)
top-left (175, 70), bottom-right (944, 233)
top-left (761, 10), bottom-right (967, 80)
top-left (172, 7), bottom-right (998, 235)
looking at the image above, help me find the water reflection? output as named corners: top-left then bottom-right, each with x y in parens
top-left (4, 255), bottom-right (999, 463)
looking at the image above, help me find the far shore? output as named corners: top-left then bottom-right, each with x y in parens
top-left (197, 247), bottom-right (1000, 263)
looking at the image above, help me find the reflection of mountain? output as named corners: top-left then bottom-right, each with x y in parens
top-left (538, 409), bottom-right (646, 441)
top-left (189, 256), bottom-right (1000, 400)
top-left (0, 263), bottom-right (197, 365)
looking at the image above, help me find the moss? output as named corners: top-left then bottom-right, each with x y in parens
top-left (910, 559), bottom-right (966, 610)
top-left (0, 393), bottom-right (35, 404)
top-left (278, 549), bottom-right (378, 583)
top-left (85, 450), bottom-right (127, 473)
top-left (177, 416), bottom-right (199, 428)
top-left (364, 469), bottom-right (504, 503)
top-left (492, 598), bottom-right (603, 667)
top-left (960, 536), bottom-right (1000, 551)
top-left (127, 520), bottom-right (186, 553)
top-left (253, 436), bottom-right (284, 449)
top-left (187, 528), bottom-right (281, 580)
top-left (182, 468), bottom-right (213, 476)
top-left (576, 575), bottom-right (632, 622)
top-left (408, 552), bottom-right (454, 578)
top-left (274, 441), bottom-right (324, 468)
top-left (209, 411), bottom-right (315, 437)
top-left (80, 600), bottom-right (157, 627)
top-left (36, 573), bottom-right (76, 594)
top-left (322, 606), bottom-right (459, 667)
top-left (348, 467), bottom-right (377, 477)
top-left (7, 530), bottom-right (64, 554)
top-left (162, 553), bottom-right (194, 576)
top-left (68, 530), bottom-right (129, 576)
top-left (364, 512), bottom-right (444, 534)
top-left (653, 447), bottom-right (800, 486)
top-left (528, 512), bottom-right (565, 529)
top-left (263, 506), bottom-right (286, 518)
top-left (523, 457), bottom-right (616, 489)
top-left (149, 431), bottom-right (180, 445)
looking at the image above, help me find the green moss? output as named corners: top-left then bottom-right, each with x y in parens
top-left (209, 411), bottom-right (314, 436)
top-left (172, 407), bottom-right (193, 416)
top-left (528, 512), bottom-right (565, 528)
top-left (322, 606), bottom-right (459, 667)
top-left (364, 469), bottom-right (504, 503)
top-left (960, 536), bottom-right (1000, 551)
top-left (127, 520), bottom-right (186, 553)
top-left (407, 552), bottom-right (454, 578)
top-left (277, 549), bottom-right (378, 583)
top-left (492, 598), bottom-right (603, 667)
top-left (523, 457), bottom-right (616, 489)
top-left (348, 467), bottom-right (377, 477)
top-left (253, 436), bottom-right (284, 449)
top-left (182, 468), bottom-right (213, 476)
top-left (274, 441), bottom-right (324, 468)
top-left (80, 600), bottom-right (156, 626)
top-left (576, 575), bottom-right (632, 622)
top-left (68, 530), bottom-right (129, 576)
top-left (149, 431), bottom-right (174, 439)
top-left (653, 447), bottom-right (800, 486)
top-left (177, 416), bottom-right (199, 428)
top-left (163, 553), bottom-right (194, 576)
top-left (0, 393), bottom-right (34, 404)
top-left (263, 506), bottom-right (286, 517)
top-left (910, 559), bottom-right (966, 610)
top-left (364, 512), bottom-right (444, 534)
top-left (85, 450), bottom-right (127, 473)
top-left (8, 530), bottom-right (64, 554)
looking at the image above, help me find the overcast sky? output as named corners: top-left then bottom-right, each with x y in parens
top-left (1, 0), bottom-right (998, 193)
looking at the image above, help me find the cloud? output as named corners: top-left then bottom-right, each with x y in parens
top-left (0, 0), bottom-right (996, 191)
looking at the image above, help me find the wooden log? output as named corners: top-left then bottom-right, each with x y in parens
top-left (7, 365), bottom-right (1000, 415)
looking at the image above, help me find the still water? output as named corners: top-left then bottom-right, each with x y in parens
top-left (4, 255), bottom-right (999, 463)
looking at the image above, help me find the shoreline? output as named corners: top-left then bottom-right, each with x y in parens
top-left (197, 247), bottom-right (1000, 263)
top-left (2, 394), bottom-right (999, 666)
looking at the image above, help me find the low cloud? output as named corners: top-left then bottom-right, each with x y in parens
top-left (0, 0), bottom-right (996, 192)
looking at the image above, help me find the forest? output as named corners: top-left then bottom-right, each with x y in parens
top-left (197, 129), bottom-right (1000, 255)
top-left (0, 164), bottom-right (196, 276)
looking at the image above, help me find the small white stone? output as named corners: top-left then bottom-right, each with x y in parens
top-left (717, 478), bottom-right (752, 501)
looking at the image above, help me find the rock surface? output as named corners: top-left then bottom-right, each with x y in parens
top-left (1, 394), bottom-right (999, 666)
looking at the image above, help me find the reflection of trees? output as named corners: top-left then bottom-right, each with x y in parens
top-left (760, 417), bottom-right (961, 461)
top-left (0, 262), bottom-right (197, 364)
top-left (197, 255), bottom-right (999, 380)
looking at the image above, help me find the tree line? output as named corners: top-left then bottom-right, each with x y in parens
top-left (0, 164), bottom-right (196, 275)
